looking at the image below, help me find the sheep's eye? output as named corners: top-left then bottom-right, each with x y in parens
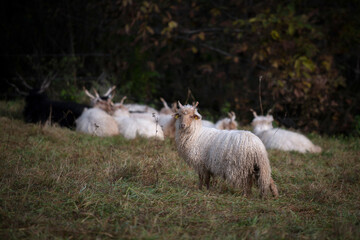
top-left (174, 114), bottom-right (180, 119)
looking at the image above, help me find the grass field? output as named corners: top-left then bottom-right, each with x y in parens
top-left (0, 100), bottom-right (359, 239)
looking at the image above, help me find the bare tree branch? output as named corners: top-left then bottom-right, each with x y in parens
top-left (180, 28), bottom-right (243, 35)
top-left (174, 35), bottom-right (234, 57)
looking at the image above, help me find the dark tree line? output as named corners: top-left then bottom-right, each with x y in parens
top-left (2, 0), bottom-right (360, 135)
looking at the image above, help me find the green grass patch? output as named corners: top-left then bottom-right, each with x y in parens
top-left (0, 101), bottom-right (359, 239)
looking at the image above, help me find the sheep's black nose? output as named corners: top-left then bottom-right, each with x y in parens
top-left (180, 123), bottom-right (186, 129)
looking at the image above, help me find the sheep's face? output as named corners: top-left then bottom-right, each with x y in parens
top-left (227, 111), bottom-right (237, 130)
top-left (251, 115), bottom-right (274, 133)
top-left (228, 120), bottom-right (238, 130)
top-left (94, 99), bottom-right (115, 115)
top-left (112, 103), bottom-right (130, 117)
top-left (175, 105), bottom-right (202, 131)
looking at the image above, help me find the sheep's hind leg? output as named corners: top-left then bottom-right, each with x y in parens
top-left (244, 175), bottom-right (254, 197)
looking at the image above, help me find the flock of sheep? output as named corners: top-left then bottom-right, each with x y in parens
top-left (22, 84), bottom-right (322, 198)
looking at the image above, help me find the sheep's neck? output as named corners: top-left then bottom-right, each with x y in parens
top-left (176, 122), bottom-right (202, 167)
top-left (253, 124), bottom-right (273, 135)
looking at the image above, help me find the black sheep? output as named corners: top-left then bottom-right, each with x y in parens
top-left (23, 89), bottom-right (90, 129)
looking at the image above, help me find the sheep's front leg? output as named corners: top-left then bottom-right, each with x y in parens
top-left (204, 171), bottom-right (211, 190)
top-left (244, 175), bottom-right (253, 197)
top-left (198, 173), bottom-right (204, 190)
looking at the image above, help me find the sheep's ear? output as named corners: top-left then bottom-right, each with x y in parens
top-left (250, 108), bottom-right (258, 117)
top-left (174, 113), bottom-right (180, 119)
top-left (194, 114), bottom-right (201, 120)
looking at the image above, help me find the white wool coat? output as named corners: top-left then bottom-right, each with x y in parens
top-left (175, 105), bottom-right (275, 196)
top-left (251, 115), bottom-right (322, 153)
top-left (113, 109), bottom-right (164, 140)
top-left (76, 108), bottom-right (119, 137)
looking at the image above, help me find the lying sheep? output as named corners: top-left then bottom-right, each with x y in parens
top-left (250, 109), bottom-right (322, 153)
top-left (175, 102), bottom-right (278, 197)
top-left (157, 98), bottom-right (178, 138)
top-left (112, 97), bottom-right (164, 140)
top-left (158, 114), bottom-right (176, 138)
top-left (75, 98), bottom-right (119, 137)
top-left (159, 97), bottom-right (177, 115)
top-left (215, 111), bottom-right (238, 130)
top-left (20, 78), bottom-right (89, 129)
top-left (124, 103), bottom-right (159, 114)
top-left (202, 119), bottom-right (216, 128)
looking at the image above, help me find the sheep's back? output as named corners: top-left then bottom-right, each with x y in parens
top-left (257, 128), bottom-right (317, 153)
top-left (201, 130), bottom-right (267, 176)
top-left (135, 118), bottom-right (164, 140)
top-left (76, 108), bottom-right (118, 137)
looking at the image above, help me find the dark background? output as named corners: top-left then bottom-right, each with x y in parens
top-left (1, 0), bottom-right (359, 135)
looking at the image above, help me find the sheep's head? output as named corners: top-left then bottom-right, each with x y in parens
top-left (227, 111), bottom-right (238, 130)
top-left (111, 96), bottom-right (130, 117)
top-left (93, 98), bottom-right (115, 115)
top-left (174, 101), bottom-right (202, 130)
top-left (160, 98), bottom-right (178, 115)
top-left (250, 109), bottom-right (274, 133)
top-left (84, 86), bottom-right (116, 107)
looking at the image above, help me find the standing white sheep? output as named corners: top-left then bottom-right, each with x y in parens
top-left (250, 109), bottom-right (322, 153)
top-left (175, 102), bottom-right (278, 197)
top-left (215, 111), bottom-right (238, 130)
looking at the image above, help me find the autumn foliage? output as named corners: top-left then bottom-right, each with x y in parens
top-left (2, 0), bottom-right (360, 134)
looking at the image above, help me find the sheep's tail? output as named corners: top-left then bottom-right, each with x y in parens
top-left (269, 177), bottom-right (279, 198)
top-left (257, 153), bottom-right (278, 198)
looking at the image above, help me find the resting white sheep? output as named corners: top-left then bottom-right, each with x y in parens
top-left (175, 102), bottom-right (278, 197)
top-left (124, 103), bottom-right (159, 114)
top-left (158, 114), bottom-right (176, 138)
top-left (202, 119), bottom-right (216, 128)
top-left (156, 98), bottom-right (178, 138)
top-left (112, 97), bottom-right (164, 140)
top-left (75, 99), bottom-right (118, 137)
top-left (84, 86), bottom-right (116, 107)
top-left (215, 111), bottom-right (238, 130)
top-left (159, 97), bottom-right (177, 115)
top-left (250, 109), bottom-right (322, 153)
